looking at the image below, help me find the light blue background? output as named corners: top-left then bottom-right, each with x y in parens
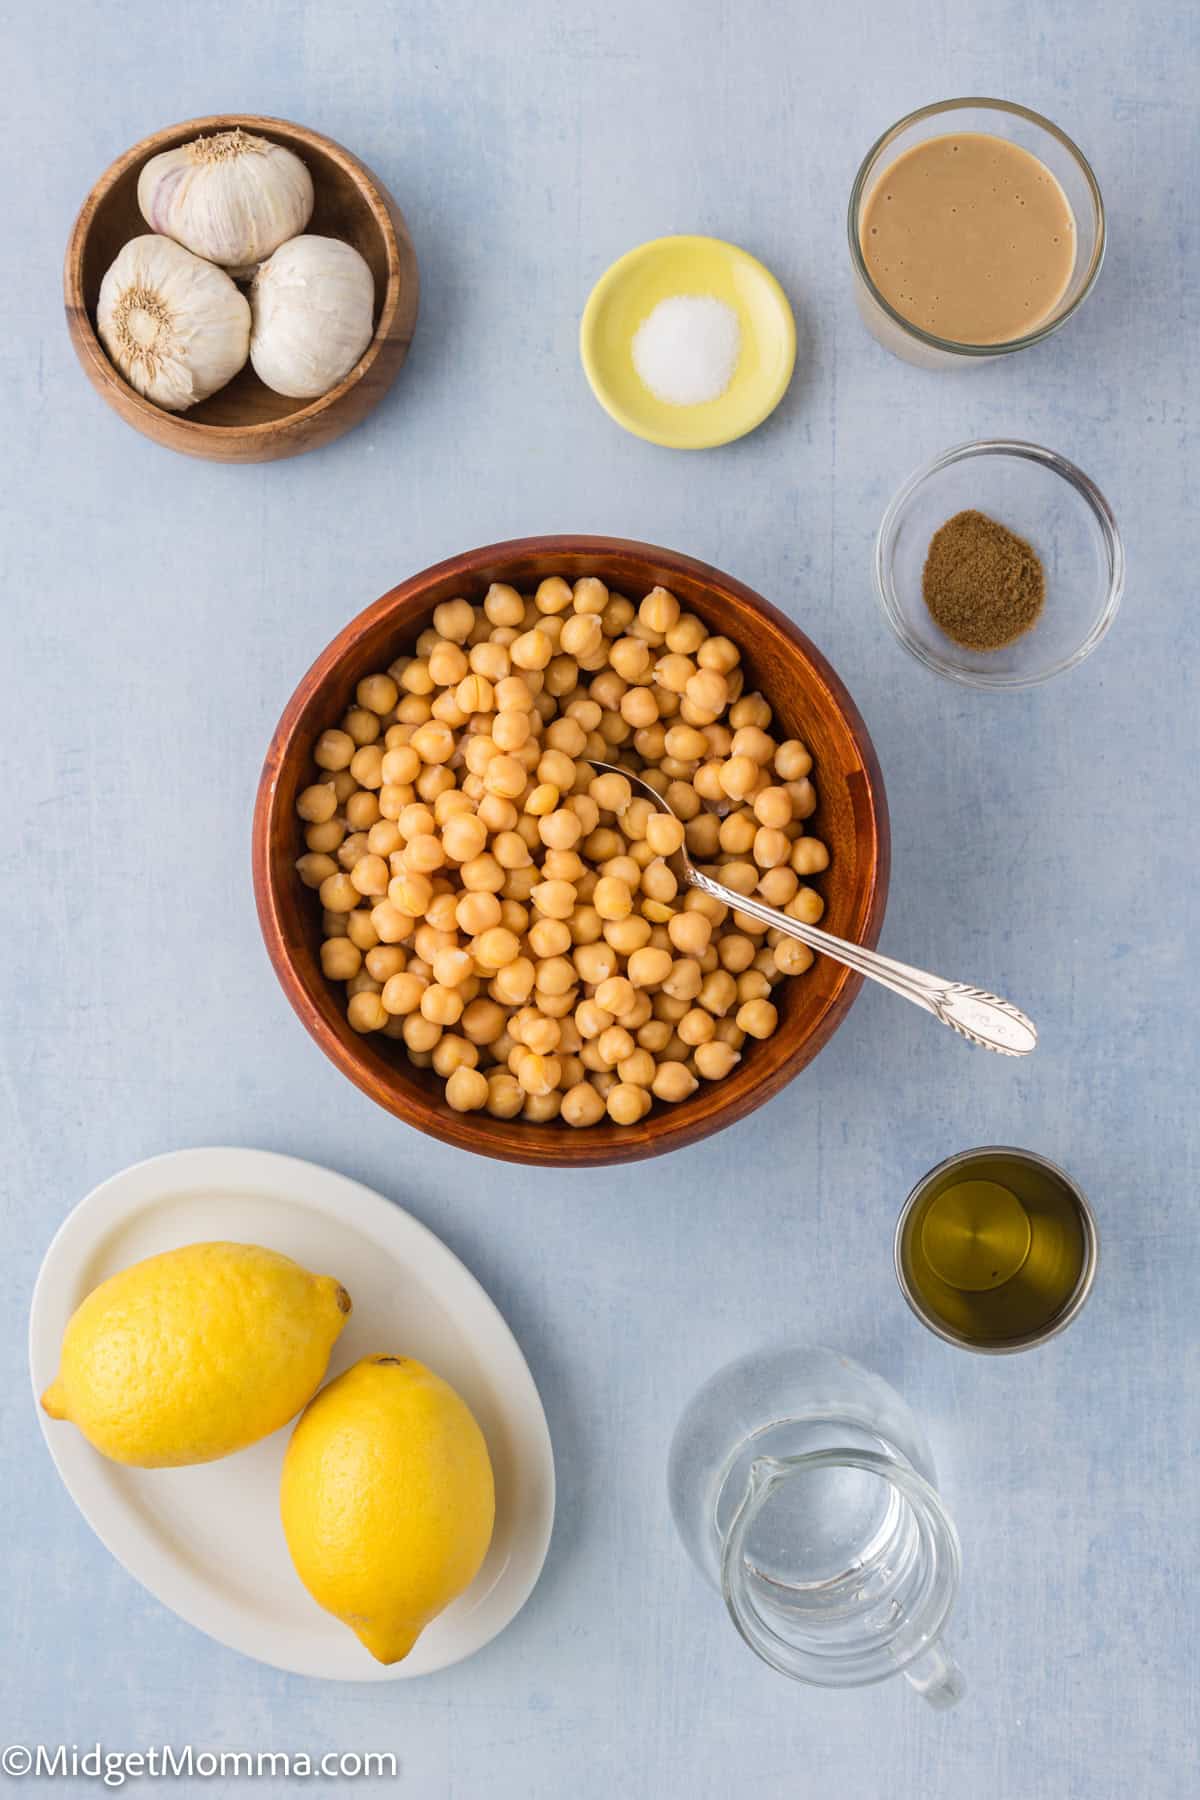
top-left (3, 1), bottom-right (1197, 1794)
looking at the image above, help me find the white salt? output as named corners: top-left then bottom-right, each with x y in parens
top-left (631, 294), bottom-right (741, 407)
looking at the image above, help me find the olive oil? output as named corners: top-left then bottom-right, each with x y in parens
top-left (895, 1149), bottom-right (1096, 1351)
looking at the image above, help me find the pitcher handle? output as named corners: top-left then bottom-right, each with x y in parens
top-left (903, 1640), bottom-right (967, 1710)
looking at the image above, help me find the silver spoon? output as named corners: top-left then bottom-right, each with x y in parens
top-left (589, 760), bottom-right (1037, 1057)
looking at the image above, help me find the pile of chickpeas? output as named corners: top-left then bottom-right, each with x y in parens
top-left (294, 576), bottom-right (829, 1126)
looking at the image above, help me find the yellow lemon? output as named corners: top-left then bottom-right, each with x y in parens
top-left (40, 1242), bottom-right (351, 1467)
top-left (280, 1355), bottom-right (495, 1664)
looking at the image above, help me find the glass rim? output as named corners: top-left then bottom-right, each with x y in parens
top-left (894, 1145), bottom-right (1100, 1353)
top-left (720, 1446), bottom-right (960, 1686)
top-left (847, 96), bottom-right (1107, 358)
top-left (874, 438), bottom-right (1125, 690)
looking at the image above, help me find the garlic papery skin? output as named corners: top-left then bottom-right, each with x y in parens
top-left (250, 235), bottom-right (376, 400)
top-left (96, 235), bottom-right (251, 411)
top-left (138, 129), bottom-right (314, 277)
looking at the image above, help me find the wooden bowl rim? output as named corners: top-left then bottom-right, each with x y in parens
top-left (63, 112), bottom-right (412, 443)
top-left (252, 536), bottom-right (891, 1165)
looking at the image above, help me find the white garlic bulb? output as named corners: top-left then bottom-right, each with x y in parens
top-left (138, 128), bottom-right (314, 277)
top-left (249, 235), bottom-right (376, 400)
top-left (96, 235), bottom-right (251, 411)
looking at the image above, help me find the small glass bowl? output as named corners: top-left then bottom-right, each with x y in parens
top-left (875, 440), bottom-right (1124, 688)
top-left (848, 98), bottom-right (1106, 368)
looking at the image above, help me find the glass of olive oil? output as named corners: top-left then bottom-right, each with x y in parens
top-left (895, 1147), bottom-right (1097, 1352)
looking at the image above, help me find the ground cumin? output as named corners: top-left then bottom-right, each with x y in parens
top-left (922, 510), bottom-right (1045, 651)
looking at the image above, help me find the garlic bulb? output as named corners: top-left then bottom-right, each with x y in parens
top-left (250, 235), bottom-right (376, 399)
top-left (96, 235), bottom-right (251, 411)
top-left (138, 128), bottom-right (314, 277)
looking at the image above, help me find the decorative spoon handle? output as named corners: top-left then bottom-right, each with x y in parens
top-left (686, 867), bottom-right (1037, 1057)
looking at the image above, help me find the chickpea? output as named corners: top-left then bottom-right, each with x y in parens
top-left (644, 811), bottom-right (685, 857)
top-left (486, 1071), bottom-right (524, 1118)
top-left (514, 1050), bottom-right (561, 1096)
top-left (348, 745), bottom-right (384, 791)
top-left (529, 916), bottom-right (571, 958)
top-left (481, 754), bottom-right (525, 799)
top-left (531, 878), bottom-right (576, 920)
top-left (694, 1039), bottom-right (741, 1080)
top-left (432, 947), bottom-right (474, 989)
top-left (511, 628), bottom-right (553, 671)
top-left (593, 975), bottom-right (635, 1018)
top-left (787, 777), bottom-right (818, 820)
top-left (652, 1061), bottom-right (698, 1103)
top-left (606, 1082), bottom-right (650, 1125)
top-left (758, 866), bottom-right (799, 907)
top-left (561, 1082), bottom-right (606, 1127)
top-left (365, 901), bottom-right (409, 945)
top-left (540, 809), bottom-right (583, 851)
top-left (347, 991), bottom-right (387, 1033)
top-left (381, 972), bottom-right (426, 1015)
top-left (726, 726), bottom-right (769, 766)
top-left (627, 946), bottom-right (673, 988)
top-left (297, 781), bottom-right (338, 824)
top-left (492, 708), bottom-right (532, 753)
top-left (345, 791), bottom-right (381, 831)
top-left (401, 1014), bottom-right (442, 1053)
top-left (389, 870), bottom-right (434, 917)
top-left (366, 944), bottom-right (406, 983)
top-left (523, 1090), bottom-right (562, 1122)
top-left (573, 940), bottom-right (617, 986)
top-left (593, 875), bottom-right (633, 921)
top-left (677, 1007), bottom-right (716, 1046)
top-left (718, 933), bottom-right (756, 973)
top-left (790, 837), bottom-right (830, 876)
top-left (441, 813), bottom-right (488, 864)
top-left (296, 851), bottom-right (338, 889)
top-left (460, 996), bottom-right (507, 1044)
top-left (460, 853), bottom-right (504, 892)
top-left (668, 910), bottom-right (711, 956)
top-left (432, 598), bottom-right (475, 642)
top-left (641, 858), bottom-right (677, 904)
top-left (604, 914), bottom-right (652, 955)
top-left (609, 1048), bottom-right (650, 1088)
top-left (321, 937), bottom-right (362, 981)
top-left (346, 910), bottom-right (380, 952)
top-left (662, 957), bottom-right (703, 1002)
top-left (491, 957), bottom-right (536, 1006)
top-left (753, 827), bottom-right (791, 870)
top-left (596, 1025), bottom-right (636, 1067)
top-left (314, 729), bottom-right (356, 771)
top-left (772, 937), bottom-right (814, 977)
top-left (400, 723), bottom-right (448, 768)
top-left (684, 669), bottom-right (728, 717)
top-left (787, 887), bottom-right (825, 925)
top-left (433, 1036), bottom-right (479, 1079)
top-left (350, 853), bottom-right (390, 897)
top-left (474, 926), bottom-right (521, 970)
top-left (736, 998), bottom-right (778, 1039)
top-left (318, 872), bottom-right (360, 913)
top-left (698, 969), bottom-right (738, 1016)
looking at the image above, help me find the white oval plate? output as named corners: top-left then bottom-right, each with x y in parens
top-left (29, 1147), bottom-right (555, 1681)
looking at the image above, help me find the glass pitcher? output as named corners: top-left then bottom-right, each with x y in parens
top-left (668, 1345), bottom-right (965, 1708)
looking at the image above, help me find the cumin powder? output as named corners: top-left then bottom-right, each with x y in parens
top-left (922, 510), bottom-right (1045, 651)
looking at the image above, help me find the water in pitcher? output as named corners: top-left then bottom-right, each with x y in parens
top-left (669, 1346), bottom-right (965, 1706)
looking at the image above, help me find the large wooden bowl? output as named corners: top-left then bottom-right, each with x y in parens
top-left (64, 114), bottom-right (419, 463)
top-left (253, 538), bottom-right (890, 1164)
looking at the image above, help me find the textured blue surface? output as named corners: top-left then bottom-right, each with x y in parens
top-left (3, 1), bottom-right (1198, 1794)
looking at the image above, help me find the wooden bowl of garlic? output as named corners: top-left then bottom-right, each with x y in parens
top-left (64, 115), bottom-right (420, 463)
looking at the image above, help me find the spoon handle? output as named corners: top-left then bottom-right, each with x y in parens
top-left (686, 868), bottom-right (1037, 1057)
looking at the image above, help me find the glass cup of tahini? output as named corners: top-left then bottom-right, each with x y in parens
top-left (848, 99), bottom-right (1105, 368)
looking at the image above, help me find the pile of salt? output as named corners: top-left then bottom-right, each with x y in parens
top-left (631, 295), bottom-right (741, 407)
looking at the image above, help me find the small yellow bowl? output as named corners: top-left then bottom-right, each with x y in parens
top-left (580, 235), bottom-right (796, 450)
